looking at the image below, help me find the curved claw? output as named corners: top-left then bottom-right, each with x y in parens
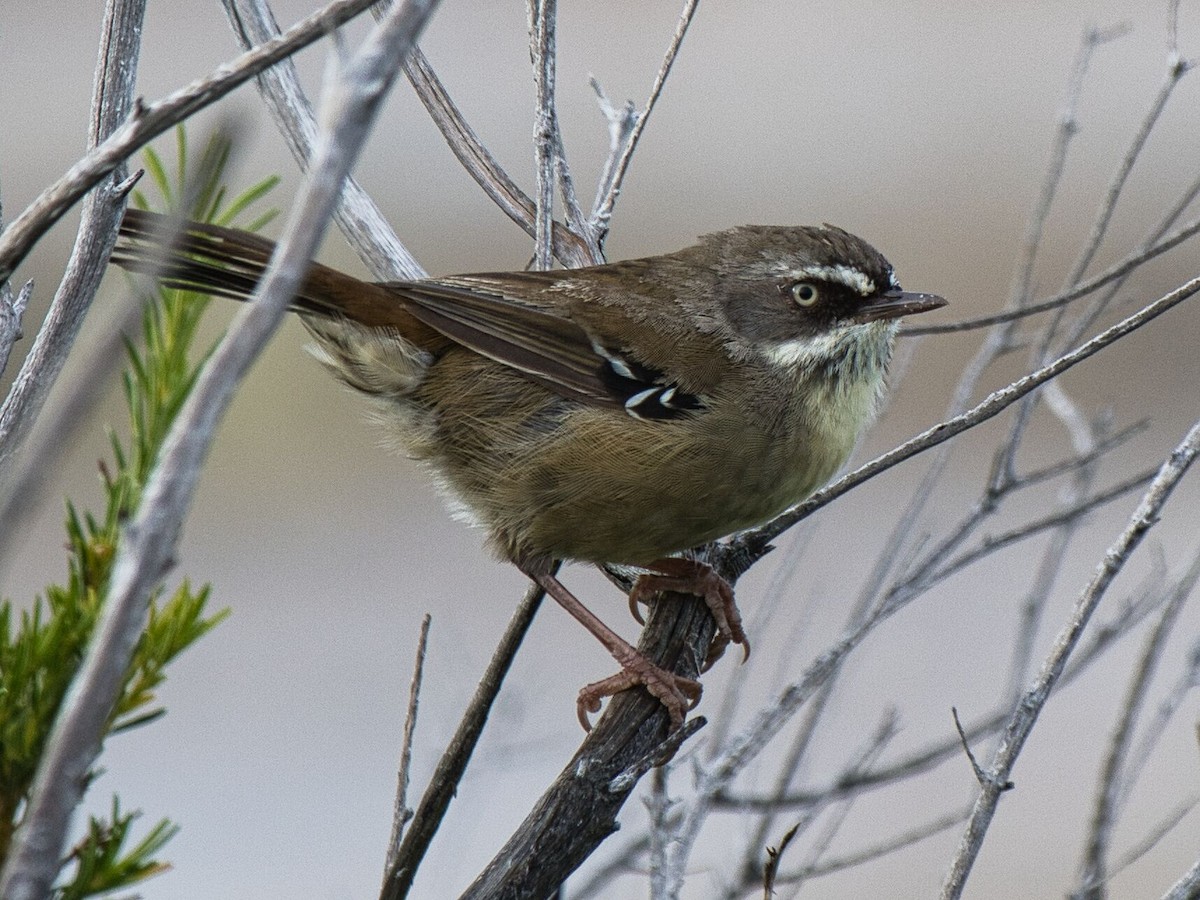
top-left (628, 590), bottom-right (647, 626)
top-left (631, 558), bottom-right (750, 667)
top-left (575, 663), bottom-right (702, 731)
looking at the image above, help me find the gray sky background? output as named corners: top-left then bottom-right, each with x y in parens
top-left (4, 2), bottom-right (1200, 897)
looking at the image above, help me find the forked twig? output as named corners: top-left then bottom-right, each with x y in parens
top-left (0, 4), bottom-right (441, 897)
top-left (942, 418), bottom-right (1200, 898)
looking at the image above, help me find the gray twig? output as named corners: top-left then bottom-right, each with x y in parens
top-left (0, 0), bottom-right (383, 286)
top-left (0, 279), bottom-right (32, 380)
top-left (0, 4), bottom-right (440, 898)
top-left (223, 0), bottom-right (425, 280)
top-left (381, 583), bottom-right (544, 899)
top-left (402, 48), bottom-right (595, 267)
top-left (383, 613), bottom-right (432, 877)
top-left (1072, 551), bottom-right (1200, 900)
top-left (530, 0), bottom-right (557, 272)
top-left (941, 418), bottom-right (1200, 899)
top-left (588, 0), bottom-right (699, 244)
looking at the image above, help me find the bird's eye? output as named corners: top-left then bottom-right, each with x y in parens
top-left (791, 282), bottom-right (820, 307)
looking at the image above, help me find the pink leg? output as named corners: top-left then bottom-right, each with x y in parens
top-left (533, 572), bottom-right (701, 730)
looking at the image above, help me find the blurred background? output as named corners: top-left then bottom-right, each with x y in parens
top-left (4, 1), bottom-right (1200, 897)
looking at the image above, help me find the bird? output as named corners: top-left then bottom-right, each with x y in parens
top-left (111, 208), bottom-right (946, 729)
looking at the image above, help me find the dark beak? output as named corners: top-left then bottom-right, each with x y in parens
top-left (854, 289), bottom-right (947, 324)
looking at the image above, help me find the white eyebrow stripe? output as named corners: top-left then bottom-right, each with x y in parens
top-left (790, 264), bottom-right (877, 296)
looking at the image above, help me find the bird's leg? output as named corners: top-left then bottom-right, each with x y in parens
top-left (628, 557), bottom-right (749, 670)
top-left (529, 571), bottom-right (701, 730)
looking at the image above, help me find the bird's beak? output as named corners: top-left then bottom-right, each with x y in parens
top-left (854, 289), bottom-right (947, 324)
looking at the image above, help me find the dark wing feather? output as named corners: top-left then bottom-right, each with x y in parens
top-left (395, 280), bottom-right (703, 418)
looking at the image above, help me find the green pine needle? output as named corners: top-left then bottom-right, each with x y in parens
top-left (0, 126), bottom-right (278, 895)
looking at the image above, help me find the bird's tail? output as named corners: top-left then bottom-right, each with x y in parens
top-left (111, 208), bottom-right (436, 336)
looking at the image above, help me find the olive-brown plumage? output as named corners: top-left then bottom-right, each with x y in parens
top-left (112, 209), bottom-right (945, 727)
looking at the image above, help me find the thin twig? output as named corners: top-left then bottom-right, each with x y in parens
top-left (0, 279), bottom-right (32, 381)
top-left (647, 765), bottom-right (672, 900)
top-left (383, 614), bottom-right (432, 877)
top-left (1012, 25), bottom-right (1125, 309)
top-left (775, 804), bottom-right (973, 885)
top-left (781, 712), bottom-right (899, 896)
top-left (402, 48), bottom-right (595, 267)
top-left (1122, 639), bottom-right (1200, 808)
top-left (1162, 858), bottom-right (1200, 900)
top-left (927, 467), bottom-right (1157, 588)
top-left (1073, 550), bottom-right (1200, 900)
top-left (588, 0), bottom-right (700, 244)
top-left (941, 418), bottom-right (1200, 899)
top-left (761, 822), bottom-right (801, 899)
top-left (381, 583), bottom-right (544, 899)
top-left (530, 0), bottom-right (557, 272)
top-left (905, 203), bottom-right (1200, 336)
top-left (0, 0), bottom-right (383, 285)
top-left (223, 0), bottom-right (425, 280)
top-left (1107, 797), bottom-right (1197, 891)
top-left (0, 4), bottom-right (440, 898)
top-left (1063, 39), bottom-right (1191, 289)
top-left (715, 571), bottom-right (1175, 815)
top-left (952, 707), bottom-right (1008, 791)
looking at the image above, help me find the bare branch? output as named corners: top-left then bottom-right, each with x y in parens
top-left (716, 569), bottom-right (1179, 816)
top-left (0, 4), bottom-right (440, 898)
top-left (942, 417), bottom-right (1200, 899)
top-left (223, 0), bottom-right (425, 280)
top-left (0, 279), bottom-right (32, 379)
top-left (1105, 797), bottom-right (1197, 892)
top-left (402, 49), bottom-right (595, 267)
top-left (927, 467), bottom-right (1157, 588)
top-left (383, 614), bottom-right (431, 878)
top-left (382, 583), bottom-right (544, 899)
top-left (1162, 858), bottom-right (1200, 900)
top-left (904, 202), bottom-right (1200, 336)
top-left (1073, 550), bottom-right (1200, 899)
top-left (761, 822), bottom-right (801, 899)
top-left (588, 0), bottom-right (699, 243)
top-left (647, 766), bottom-right (672, 900)
top-left (461, 587), bottom-right (718, 899)
top-left (777, 804), bottom-right (972, 884)
top-left (530, 0), bottom-right (557, 271)
top-left (1010, 24), bottom-right (1126, 309)
top-left (0, 0), bottom-right (384, 285)
top-left (1064, 46), bottom-right (1191, 288)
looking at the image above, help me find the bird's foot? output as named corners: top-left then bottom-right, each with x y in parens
top-left (577, 657), bottom-right (702, 731)
top-left (628, 557), bottom-right (749, 668)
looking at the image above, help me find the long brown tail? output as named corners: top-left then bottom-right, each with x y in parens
top-left (111, 209), bottom-right (440, 338)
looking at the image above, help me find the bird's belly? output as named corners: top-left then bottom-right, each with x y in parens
top-left (412, 357), bottom-right (871, 567)
top-left (491, 406), bottom-right (853, 565)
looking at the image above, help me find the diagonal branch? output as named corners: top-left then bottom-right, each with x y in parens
top-left (941, 417), bottom-right (1200, 899)
top-left (222, 0), bottom-right (425, 280)
top-left (588, 0), bottom-right (700, 244)
top-left (733, 272), bottom-right (1200, 559)
top-left (0, 0), bottom-right (383, 285)
top-left (0, 4), bottom-right (440, 898)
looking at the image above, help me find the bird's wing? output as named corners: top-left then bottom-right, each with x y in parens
top-left (394, 278), bottom-right (704, 420)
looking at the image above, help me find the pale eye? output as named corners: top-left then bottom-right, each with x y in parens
top-left (791, 282), bottom-right (820, 307)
